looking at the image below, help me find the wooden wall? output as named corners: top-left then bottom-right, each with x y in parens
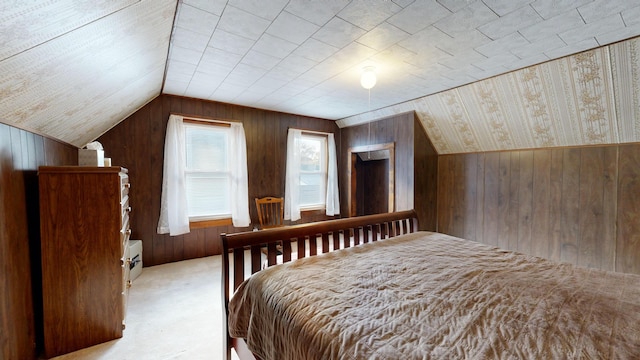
top-left (0, 123), bottom-right (77, 360)
top-left (98, 95), bottom-right (340, 266)
top-left (437, 144), bottom-right (640, 275)
top-left (339, 112), bottom-right (438, 230)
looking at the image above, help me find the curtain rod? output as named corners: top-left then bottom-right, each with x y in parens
top-left (183, 118), bottom-right (231, 127)
top-left (171, 112), bottom-right (235, 127)
top-left (290, 127), bottom-right (333, 136)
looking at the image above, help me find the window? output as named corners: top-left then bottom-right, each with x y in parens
top-left (284, 128), bottom-right (339, 222)
top-left (184, 123), bottom-right (230, 221)
top-left (158, 114), bottom-right (250, 236)
top-left (298, 134), bottom-right (327, 210)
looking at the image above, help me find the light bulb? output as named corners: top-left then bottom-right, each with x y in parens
top-left (360, 66), bottom-right (377, 89)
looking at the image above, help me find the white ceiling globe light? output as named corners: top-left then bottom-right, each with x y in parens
top-left (360, 66), bottom-right (377, 89)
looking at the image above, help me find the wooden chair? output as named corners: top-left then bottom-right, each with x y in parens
top-left (255, 197), bottom-right (284, 229)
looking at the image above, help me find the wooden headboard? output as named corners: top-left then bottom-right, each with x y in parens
top-left (221, 210), bottom-right (419, 360)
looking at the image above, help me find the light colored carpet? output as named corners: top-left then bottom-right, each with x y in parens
top-left (50, 255), bottom-right (235, 360)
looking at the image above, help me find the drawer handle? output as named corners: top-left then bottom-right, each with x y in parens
top-left (127, 280), bottom-right (132, 288)
top-left (126, 229), bottom-right (132, 236)
top-left (124, 183), bottom-right (131, 189)
top-left (126, 206), bottom-right (132, 213)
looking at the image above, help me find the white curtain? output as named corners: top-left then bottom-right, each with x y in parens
top-left (284, 129), bottom-right (340, 221)
top-left (158, 116), bottom-right (250, 234)
top-left (157, 114), bottom-right (190, 236)
top-left (229, 123), bottom-right (250, 227)
top-left (325, 133), bottom-right (340, 216)
top-left (284, 129), bottom-right (302, 221)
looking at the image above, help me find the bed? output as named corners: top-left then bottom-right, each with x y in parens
top-left (221, 210), bottom-right (640, 359)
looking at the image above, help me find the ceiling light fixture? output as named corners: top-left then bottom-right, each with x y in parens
top-left (360, 66), bottom-right (377, 89)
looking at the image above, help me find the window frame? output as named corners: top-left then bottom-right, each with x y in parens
top-left (183, 119), bottom-right (233, 223)
top-left (297, 132), bottom-right (329, 211)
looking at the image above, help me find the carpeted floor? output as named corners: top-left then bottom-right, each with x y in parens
top-left (50, 255), bottom-right (233, 360)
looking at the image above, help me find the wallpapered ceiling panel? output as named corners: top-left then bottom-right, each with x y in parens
top-left (341, 36), bottom-right (640, 154)
top-left (610, 38), bottom-right (640, 143)
top-left (0, 0), bottom-right (175, 147)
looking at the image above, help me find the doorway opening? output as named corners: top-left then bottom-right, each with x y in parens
top-left (348, 142), bottom-right (395, 217)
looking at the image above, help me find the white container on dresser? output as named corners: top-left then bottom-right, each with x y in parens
top-left (38, 166), bottom-right (132, 359)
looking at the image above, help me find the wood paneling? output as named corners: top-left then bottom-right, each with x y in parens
top-left (339, 112), bottom-right (438, 231)
top-left (437, 145), bottom-right (640, 274)
top-left (0, 122), bottom-right (76, 360)
top-left (97, 95), bottom-right (339, 266)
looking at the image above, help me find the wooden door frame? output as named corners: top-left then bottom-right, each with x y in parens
top-left (347, 142), bottom-right (395, 217)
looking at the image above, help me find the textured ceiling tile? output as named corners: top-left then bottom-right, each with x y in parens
top-left (0, 0), bottom-right (137, 61)
top-left (225, 64), bottom-right (267, 87)
top-left (168, 45), bottom-right (203, 65)
top-left (437, 30), bottom-right (491, 56)
top-left (518, 9), bottom-right (584, 43)
top-left (200, 47), bottom-right (242, 69)
top-left (183, 0), bottom-right (227, 16)
top-left (510, 35), bottom-right (566, 59)
top-left (293, 38), bottom-right (339, 62)
top-left (399, 26), bottom-right (451, 54)
top-left (266, 11), bottom-right (320, 45)
top-left (275, 54), bottom-right (318, 76)
top-left (229, 0), bottom-right (289, 21)
top-left (356, 22), bottom-right (410, 51)
top-left (386, 0), bottom-right (451, 34)
top-left (577, 0), bottom-right (631, 24)
top-left (622, 5), bottom-right (640, 26)
top-left (478, 5), bottom-right (542, 40)
top-left (165, 60), bottom-right (197, 78)
top-left (285, 0), bottom-right (350, 26)
top-left (208, 29), bottom-right (255, 55)
top-left (312, 17), bottom-right (367, 48)
top-left (175, 4), bottom-right (219, 36)
top-left (434, 1), bottom-right (498, 38)
top-left (483, 0), bottom-right (534, 16)
top-left (337, 0), bottom-right (402, 31)
top-left (170, 27), bottom-right (210, 52)
top-left (436, 0), bottom-right (476, 13)
top-left (0, 0), bottom-right (175, 147)
top-left (596, 23), bottom-right (640, 45)
top-left (473, 52), bottom-right (520, 71)
top-left (252, 33), bottom-right (298, 59)
top-left (530, 0), bottom-right (593, 20)
top-left (543, 37), bottom-right (598, 59)
top-left (241, 49), bottom-right (281, 70)
top-left (216, 5), bottom-right (271, 41)
top-left (475, 32), bottom-right (530, 57)
top-left (558, 13), bottom-right (625, 44)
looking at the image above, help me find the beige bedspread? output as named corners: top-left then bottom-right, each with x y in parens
top-left (228, 232), bottom-right (640, 359)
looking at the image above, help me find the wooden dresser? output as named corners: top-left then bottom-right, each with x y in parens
top-left (38, 166), bottom-right (132, 358)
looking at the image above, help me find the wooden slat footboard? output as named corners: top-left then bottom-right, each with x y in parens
top-left (221, 210), bottom-right (419, 360)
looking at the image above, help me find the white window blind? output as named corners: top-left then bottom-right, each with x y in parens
top-left (298, 134), bottom-right (327, 209)
top-left (184, 123), bottom-right (231, 220)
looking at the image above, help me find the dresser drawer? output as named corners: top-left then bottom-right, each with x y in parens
top-left (121, 214), bottom-right (131, 254)
top-left (120, 173), bottom-right (130, 199)
top-left (121, 195), bottom-right (131, 219)
top-left (121, 243), bottom-right (131, 329)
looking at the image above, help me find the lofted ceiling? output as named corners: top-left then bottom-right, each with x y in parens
top-left (1, 0), bottom-right (640, 152)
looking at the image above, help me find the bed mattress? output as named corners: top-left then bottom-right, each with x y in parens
top-left (228, 231), bottom-right (640, 359)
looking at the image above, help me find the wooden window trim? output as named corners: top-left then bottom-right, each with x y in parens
top-left (190, 218), bottom-right (232, 229)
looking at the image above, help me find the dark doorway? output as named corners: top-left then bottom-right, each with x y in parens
top-left (348, 143), bottom-right (395, 217)
top-left (355, 156), bottom-right (389, 216)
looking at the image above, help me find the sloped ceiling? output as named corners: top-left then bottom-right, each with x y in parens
top-left (338, 36), bottom-right (640, 153)
top-left (0, 0), bottom-right (176, 147)
top-left (2, 0), bottom-right (640, 153)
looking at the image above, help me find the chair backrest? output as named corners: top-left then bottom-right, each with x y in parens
top-left (255, 197), bottom-right (284, 229)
